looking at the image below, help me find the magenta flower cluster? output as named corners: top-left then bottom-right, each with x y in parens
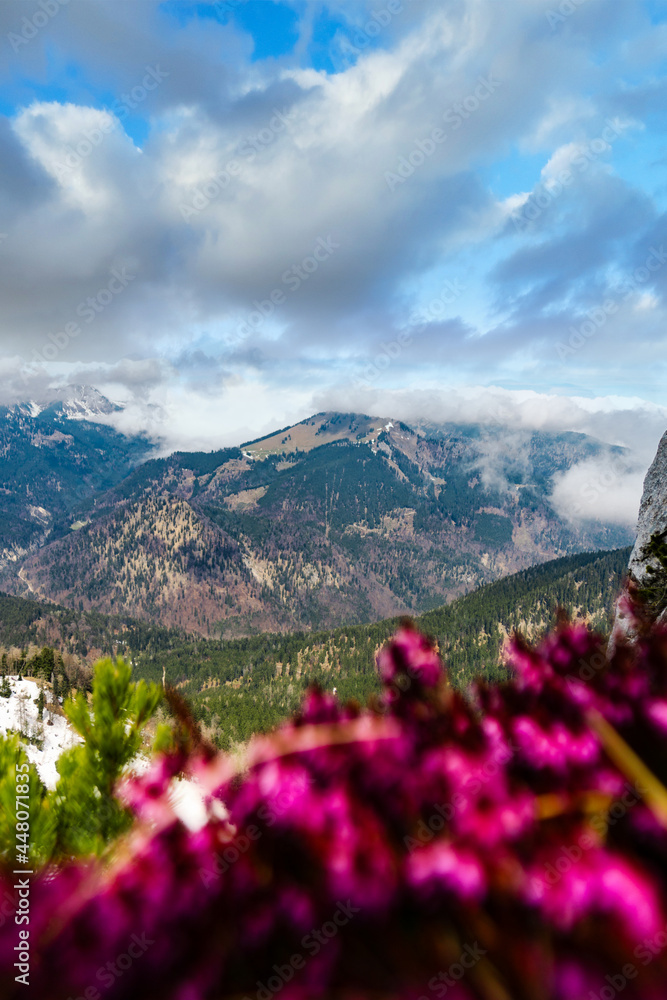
top-left (2, 609), bottom-right (667, 999)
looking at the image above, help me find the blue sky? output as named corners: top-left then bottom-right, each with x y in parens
top-left (0, 0), bottom-right (667, 477)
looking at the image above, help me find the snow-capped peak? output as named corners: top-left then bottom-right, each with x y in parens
top-left (49, 384), bottom-right (121, 420)
top-left (7, 385), bottom-right (122, 423)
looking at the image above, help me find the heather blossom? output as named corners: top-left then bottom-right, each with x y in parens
top-left (2, 600), bottom-right (667, 999)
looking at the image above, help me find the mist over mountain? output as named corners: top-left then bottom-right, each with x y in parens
top-left (0, 393), bottom-right (633, 637)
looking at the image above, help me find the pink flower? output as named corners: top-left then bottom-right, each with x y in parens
top-left (377, 624), bottom-right (444, 690)
top-left (407, 842), bottom-right (486, 901)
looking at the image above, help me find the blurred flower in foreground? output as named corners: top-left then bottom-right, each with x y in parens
top-left (2, 609), bottom-right (667, 998)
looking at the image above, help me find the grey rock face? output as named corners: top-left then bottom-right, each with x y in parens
top-left (610, 429), bottom-right (667, 650)
top-left (628, 428), bottom-right (667, 589)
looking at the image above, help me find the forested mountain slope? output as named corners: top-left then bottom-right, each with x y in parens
top-left (0, 387), bottom-right (152, 568)
top-left (0, 547), bottom-right (630, 748)
top-left (3, 409), bottom-right (633, 635)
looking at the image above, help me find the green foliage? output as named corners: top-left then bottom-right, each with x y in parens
top-left (0, 547), bottom-right (631, 753)
top-left (257, 441), bottom-right (416, 530)
top-left (27, 646), bottom-right (56, 680)
top-left (0, 734), bottom-right (54, 868)
top-left (473, 512), bottom-right (513, 547)
top-left (0, 418), bottom-right (634, 636)
top-left (50, 658), bottom-right (163, 858)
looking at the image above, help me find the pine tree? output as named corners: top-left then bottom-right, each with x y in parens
top-left (50, 658), bottom-right (163, 857)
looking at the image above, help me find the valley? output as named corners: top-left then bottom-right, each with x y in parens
top-left (0, 546), bottom-right (631, 748)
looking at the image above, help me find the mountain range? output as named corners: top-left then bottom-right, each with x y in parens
top-left (0, 388), bottom-right (633, 637)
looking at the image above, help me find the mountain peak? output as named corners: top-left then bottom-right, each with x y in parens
top-left (46, 384), bottom-right (121, 420)
top-left (240, 411), bottom-right (403, 458)
top-left (7, 385), bottom-right (121, 422)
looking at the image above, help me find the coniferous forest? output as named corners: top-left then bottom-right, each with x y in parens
top-left (0, 546), bottom-right (630, 748)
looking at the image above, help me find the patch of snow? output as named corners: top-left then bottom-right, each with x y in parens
top-left (0, 678), bottom-right (82, 788)
top-left (11, 401), bottom-right (44, 419)
top-left (55, 386), bottom-right (120, 421)
top-left (0, 679), bottom-right (220, 829)
top-left (11, 385), bottom-right (121, 424)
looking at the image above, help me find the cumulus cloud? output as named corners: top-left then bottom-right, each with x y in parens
top-left (0, 0), bottom-right (665, 459)
top-left (315, 384), bottom-right (666, 449)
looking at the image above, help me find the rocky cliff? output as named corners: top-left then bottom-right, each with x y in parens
top-left (611, 429), bottom-right (667, 646)
top-left (627, 428), bottom-right (667, 593)
top-left (628, 431), bottom-right (667, 586)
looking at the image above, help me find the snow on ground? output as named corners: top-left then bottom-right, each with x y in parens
top-left (0, 677), bottom-right (214, 829)
top-left (0, 676), bottom-right (81, 788)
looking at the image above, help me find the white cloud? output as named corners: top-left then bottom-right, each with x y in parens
top-left (550, 456), bottom-right (646, 527)
top-left (0, 0), bottom-right (665, 442)
top-left (97, 377), bottom-right (314, 454)
top-left (13, 102), bottom-right (138, 212)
